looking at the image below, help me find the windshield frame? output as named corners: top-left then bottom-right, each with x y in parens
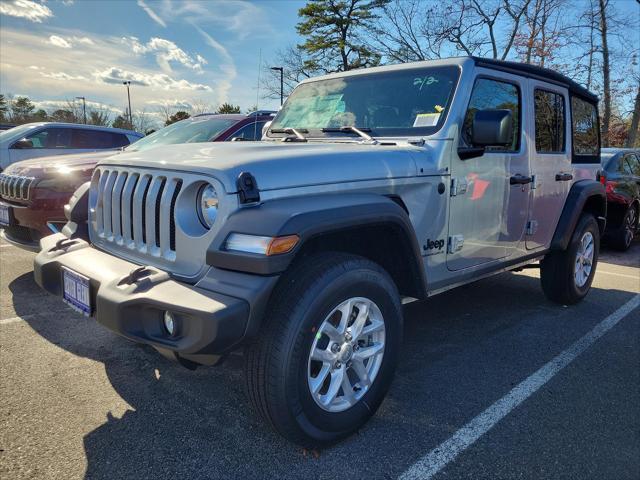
top-left (267, 65), bottom-right (461, 140)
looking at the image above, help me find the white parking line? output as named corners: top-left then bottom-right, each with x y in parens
top-left (399, 294), bottom-right (640, 480)
top-left (597, 270), bottom-right (639, 281)
top-left (0, 244), bottom-right (14, 248)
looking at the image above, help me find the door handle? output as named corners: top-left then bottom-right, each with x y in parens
top-left (555, 173), bottom-right (573, 181)
top-left (510, 174), bottom-right (533, 185)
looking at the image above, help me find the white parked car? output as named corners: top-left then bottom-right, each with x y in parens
top-left (0, 123), bottom-right (142, 171)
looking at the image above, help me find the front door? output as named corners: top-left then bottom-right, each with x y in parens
top-left (447, 72), bottom-right (530, 271)
top-left (525, 81), bottom-right (571, 250)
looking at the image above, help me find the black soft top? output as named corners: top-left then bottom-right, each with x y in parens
top-left (472, 57), bottom-right (598, 103)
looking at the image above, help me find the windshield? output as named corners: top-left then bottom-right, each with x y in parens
top-left (0, 123), bottom-right (40, 142)
top-left (269, 66), bottom-right (459, 138)
top-left (126, 116), bottom-right (237, 152)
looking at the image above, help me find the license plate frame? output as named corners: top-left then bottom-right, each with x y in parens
top-left (0, 204), bottom-right (10, 226)
top-left (62, 267), bottom-right (92, 316)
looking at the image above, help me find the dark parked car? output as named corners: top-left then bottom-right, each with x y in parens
top-left (0, 111), bottom-right (275, 250)
top-left (600, 148), bottom-right (640, 250)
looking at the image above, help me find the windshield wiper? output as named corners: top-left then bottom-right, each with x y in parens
top-left (321, 126), bottom-right (378, 144)
top-left (270, 127), bottom-right (308, 142)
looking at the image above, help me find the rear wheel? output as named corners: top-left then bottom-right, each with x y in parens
top-left (541, 213), bottom-right (600, 305)
top-left (245, 253), bottom-right (402, 447)
top-left (610, 204), bottom-right (637, 251)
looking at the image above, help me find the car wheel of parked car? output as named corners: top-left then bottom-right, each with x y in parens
top-left (245, 253), bottom-right (402, 447)
top-left (610, 204), bottom-right (637, 251)
top-left (541, 213), bottom-right (600, 305)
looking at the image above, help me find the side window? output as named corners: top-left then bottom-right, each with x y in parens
top-left (227, 122), bottom-right (266, 141)
top-left (25, 128), bottom-right (72, 149)
top-left (571, 96), bottom-right (599, 163)
top-left (534, 89), bottom-right (565, 153)
top-left (71, 130), bottom-right (130, 149)
top-left (461, 78), bottom-right (520, 152)
top-left (627, 154), bottom-right (640, 175)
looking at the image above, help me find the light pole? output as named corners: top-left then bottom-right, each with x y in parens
top-left (122, 81), bottom-right (132, 128)
top-left (75, 96), bottom-right (86, 124)
top-left (270, 66), bottom-right (284, 106)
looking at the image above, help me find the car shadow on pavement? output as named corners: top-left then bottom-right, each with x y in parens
top-left (8, 268), bottom-right (639, 480)
top-left (599, 237), bottom-right (640, 268)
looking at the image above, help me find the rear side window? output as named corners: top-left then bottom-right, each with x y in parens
top-left (71, 129), bottom-right (130, 149)
top-left (624, 154), bottom-right (640, 175)
top-left (461, 78), bottom-right (521, 152)
top-left (227, 121), bottom-right (267, 141)
top-left (571, 96), bottom-right (599, 163)
top-left (534, 89), bottom-right (565, 153)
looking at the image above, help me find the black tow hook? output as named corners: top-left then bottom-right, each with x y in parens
top-left (118, 266), bottom-right (152, 286)
top-left (48, 238), bottom-right (79, 253)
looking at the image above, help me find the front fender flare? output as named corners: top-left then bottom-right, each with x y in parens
top-left (206, 193), bottom-right (425, 285)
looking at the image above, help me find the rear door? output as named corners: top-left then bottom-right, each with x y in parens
top-left (447, 71), bottom-right (530, 271)
top-left (525, 81), bottom-right (571, 250)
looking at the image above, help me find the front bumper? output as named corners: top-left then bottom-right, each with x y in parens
top-left (0, 198), bottom-right (66, 251)
top-left (34, 233), bottom-right (271, 366)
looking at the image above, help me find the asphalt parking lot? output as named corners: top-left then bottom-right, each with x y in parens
top-left (1, 237), bottom-right (638, 480)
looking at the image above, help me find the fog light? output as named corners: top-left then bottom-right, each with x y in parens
top-left (163, 311), bottom-right (176, 336)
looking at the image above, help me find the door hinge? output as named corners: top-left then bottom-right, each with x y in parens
top-left (448, 235), bottom-right (464, 253)
top-left (526, 220), bottom-right (538, 236)
top-left (530, 174), bottom-right (538, 190)
top-left (450, 178), bottom-right (468, 197)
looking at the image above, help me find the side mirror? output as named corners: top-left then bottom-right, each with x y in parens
top-left (11, 138), bottom-right (34, 149)
top-left (261, 121), bottom-right (272, 139)
top-left (458, 109), bottom-right (513, 160)
top-left (471, 109), bottom-right (513, 146)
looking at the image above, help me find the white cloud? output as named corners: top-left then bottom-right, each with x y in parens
top-left (123, 36), bottom-right (206, 73)
top-left (0, 0), bottom-right (53, 23)
top-left (194, 26), bottom-right (236, 102)
top-left (94, 67), bottom-right (212, 91)
top-left (40, 71), bottom-right (87, 81)
top-left (73, 36), bottom-right (94, 45)
top-left (48, 35), bottom-right (72, 48)
top-left (137, 0), bottom-right (166, 27)
top-left (48, 34), bottom-right (94, 48)
top-left (157, 0), bottom-right (273, 39)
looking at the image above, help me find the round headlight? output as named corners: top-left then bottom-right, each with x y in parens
top-left (197, 184), bottom-right (218, 228)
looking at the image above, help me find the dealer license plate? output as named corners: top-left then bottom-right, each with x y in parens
top-left (62, 267), bottom-right (91, 316)
top-left (0, 205), bottom-right (10, 226)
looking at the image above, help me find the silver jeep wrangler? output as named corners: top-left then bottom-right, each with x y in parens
top-left (34, 57), bottom-right (605, 446)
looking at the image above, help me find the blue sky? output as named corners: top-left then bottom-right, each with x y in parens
top-left (0, 0), bottom-right (305, 123)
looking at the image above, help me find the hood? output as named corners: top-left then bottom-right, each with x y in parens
top-left (4, 150), bottom-right (120, 178)
top-left (100, 141), bottom-right (424, 192)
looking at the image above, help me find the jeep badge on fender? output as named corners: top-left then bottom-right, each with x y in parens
top-left (33, 57), bottom-right (605, 447)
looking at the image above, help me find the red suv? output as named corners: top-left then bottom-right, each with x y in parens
top-left (0, 112), bottom-right (275, 250)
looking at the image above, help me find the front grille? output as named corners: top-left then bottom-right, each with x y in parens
top-left (92, 168), bottom-right (182, 259)
top-left (0, 174), bottom-right (36, 201)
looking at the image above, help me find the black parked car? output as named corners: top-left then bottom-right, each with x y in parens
top-left (600, 148), bottom-right (640, 250)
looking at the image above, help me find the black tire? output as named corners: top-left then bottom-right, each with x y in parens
top-left (610, 204), bottom-right (637, 251)
top-left (245, 253), bottom-right (402, 447)
top-left (540, 213), bottom-right (600, 305)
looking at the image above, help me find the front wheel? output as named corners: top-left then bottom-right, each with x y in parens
top-left (540, 213), bottom-right (600, 305)
top-left (245, 253), bottom-right (402, 447)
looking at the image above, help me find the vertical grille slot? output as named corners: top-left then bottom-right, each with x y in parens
top-left (120, 173), bottom-right (139, 246)
top-left (111, 172), bottom-right (127, 242)
top-left (133, 175), bottom-right (152, 249)
top-left (169, 180), bottom-right (182, 251)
